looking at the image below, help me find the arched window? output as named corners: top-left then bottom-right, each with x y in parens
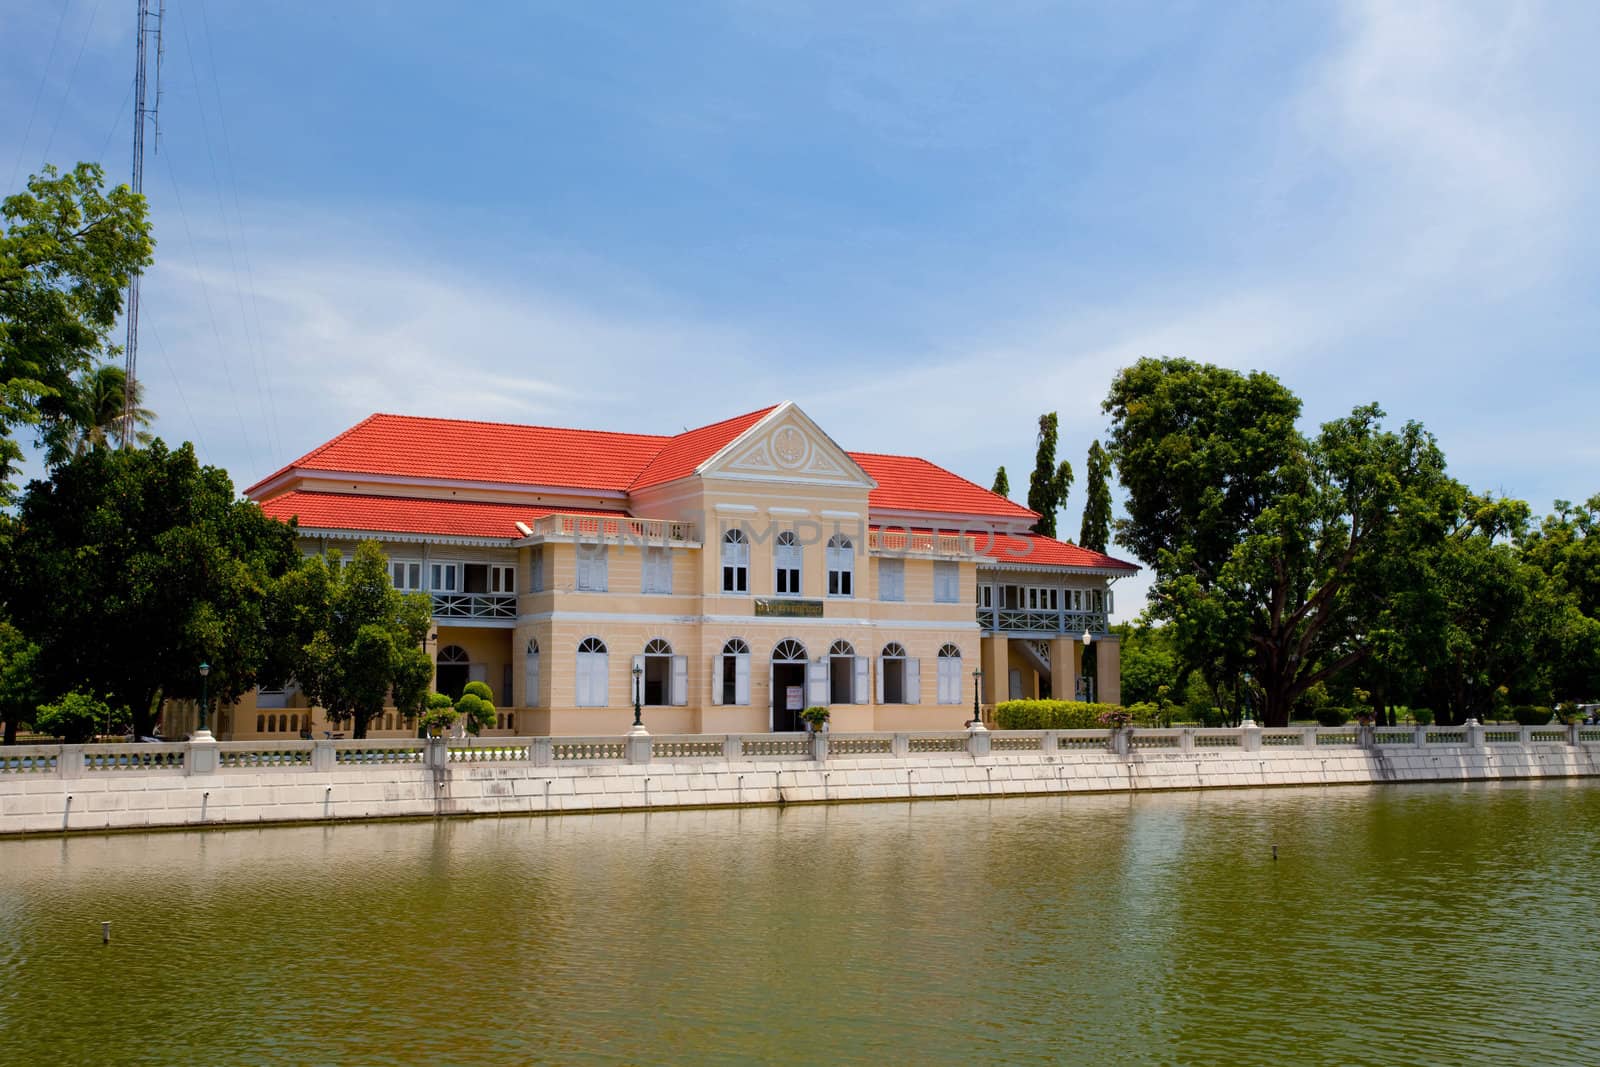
top-left (937, 644), bottom-right (964, 705)
top-left (576, 637), bottom-right (608, 707)
top-left (829, 640), bottom-right (861, 705)
top-left (436, 644), bottom-right (470, 701)
top-left (772, 639), bottom-right (808, 662)
top-left (289, 713), bottom-right (300, 733)
top-left (826, 535), bottom-right (854, 597)
top-left (877, 642), bottom-right (920, 705)
top-left (722, 529), bottom-right (749, 593)
top-left (775, 530), bottom-right (802, 595)
top-left (268, 714), bottom-right (278, 733)
top-left (525, 638), bottom-right (541, 708)
top-left (256, 714), bottom-right (265, 733)
top-left (716, 638), bottom-right (752, 706)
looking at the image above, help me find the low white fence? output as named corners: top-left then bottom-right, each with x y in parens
top-left (4, 722), bottom-right (1598, 779)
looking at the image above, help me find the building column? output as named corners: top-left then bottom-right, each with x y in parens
top-left (981, 635), bottom-right (1008, 705)
top-left (1049, 635), bottom-right (1077, 704)
top-left (1098, 637), bottom-right (1122, 706)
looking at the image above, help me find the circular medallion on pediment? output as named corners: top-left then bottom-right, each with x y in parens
top-left (772, 426), bottom-right (809, 468)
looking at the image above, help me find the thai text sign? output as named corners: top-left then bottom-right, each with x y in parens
top-left (755, 599), bottom-right (824, 618)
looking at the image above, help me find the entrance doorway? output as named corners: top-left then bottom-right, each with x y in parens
top-left (437, 645), bottom-right (470, 700)
top-left (771, 639), bottom-right (808, 732)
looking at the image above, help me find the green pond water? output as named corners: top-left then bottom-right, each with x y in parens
top-left (2, 781), bottom-right (1598, 1065)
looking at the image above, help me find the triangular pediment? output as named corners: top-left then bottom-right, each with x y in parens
top-left (698, 403), bottom-right (877, 489)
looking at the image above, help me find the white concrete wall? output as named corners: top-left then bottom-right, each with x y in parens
top-left (4, 734), bottom-right (1599, 836)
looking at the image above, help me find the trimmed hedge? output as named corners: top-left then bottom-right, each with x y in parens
top-left (1512, 704), bottom-right (1554, 726)
top-left (1314, 706), bottom-right (1350, 727)
top-left (994, 700), bottom-right (1125, 730)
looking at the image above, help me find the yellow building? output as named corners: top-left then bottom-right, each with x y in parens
top-left (228, 402), bottom-right (1136, 738)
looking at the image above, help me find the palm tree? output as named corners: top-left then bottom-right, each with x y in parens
top-left (68, 363), bottom-right (155, 455)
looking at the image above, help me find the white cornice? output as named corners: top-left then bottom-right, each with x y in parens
top-left (296, 527), bottom-right (517, 549)
top-left (252, 468), bottom-right (628, 504)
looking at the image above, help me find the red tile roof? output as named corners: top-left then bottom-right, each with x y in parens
top-left (630, 405), bottom-right (778, 490)
top-left (249, 406), bottom-right (1050, 526)
top-left (257, 491), bottom-right (611, 541)
top-left (980, 531), bottom-right (1138, 571)
top-left (247, 414), bottom-right (672, 495)
top-left (849, 451), bottom-right (1038, 521)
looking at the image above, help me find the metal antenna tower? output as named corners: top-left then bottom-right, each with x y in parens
top-left (122, 0), bottom-right (164, 447)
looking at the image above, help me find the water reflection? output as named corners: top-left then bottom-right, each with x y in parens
top-left (3, 783), bottom-right (1599, 1065)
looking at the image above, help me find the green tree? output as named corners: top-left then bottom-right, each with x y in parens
top-left (277, 540), bottom-right (433, 739)
top-left (33, 689), bottom-right (129, 744)
top-left (991, 466), bottom-right (1009, 497)
top-left (63, 362), bottom-right (154, 455)
top-left (1, 440), bottom-right (300, 739)
top-left (1103, 357), bottom-right (1458, 727)
top-left (1115, 623), bottom-right (1180, 708)
top-left (1392, 497), bottom-right (1560, 723)
top-left (1027, 413), bottom-right (1073, 538)
top-left (1522, 494), bottom-right (1600, 617)
top-left (1519, 495), bottom-right (1600, 702)
top-left (1, 163), bottom-right (153, 494)
top-left (0, 620), bottom-right (43, 744)
top-left (1079, 440), bottom-right (1113, 553)
top-left (457, 680), bottom-right (497, 735)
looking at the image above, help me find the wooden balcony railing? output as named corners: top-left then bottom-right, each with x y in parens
top-left (432, 592), bottom-right (516, 620)
top-left (978, 606), bottom-right (1110, 635)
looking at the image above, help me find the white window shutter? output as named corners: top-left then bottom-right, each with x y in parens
top-left (711, 654), bottom-right (724, 706)
top-left (875, 658), bottom-right (885, 704)
top-left (808, 658), bottom-right (828, 707)
top-left (597, 654), bottom-right (609, 706)
top-left (575, 655), bottom-right (589, 706)
top-left (735, 654), bottom-right (751, 706)
top-left (905, 658), bottom-right (921, 704)
top-left (854, 656), bottom-right (869, 705)
top-left (527, 653), bottom-right (541, 708)
top-left (672, 655), bottom-right (688, 706)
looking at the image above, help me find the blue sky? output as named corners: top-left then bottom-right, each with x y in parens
top-left (4, 0), bottom-right (1598, 618)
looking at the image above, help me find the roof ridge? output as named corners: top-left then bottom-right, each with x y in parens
top-left (363, 412), bottom-right (673, 441)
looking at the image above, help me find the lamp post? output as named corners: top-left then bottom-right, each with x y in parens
top-left (632, 663), bottom-right (644, 730)
top-left (1081, 628), bottom-right (1093, 703)
top-left (197, 661), bottom-right (212, 739)
top-left (971, 667), bottom-right (986, 731)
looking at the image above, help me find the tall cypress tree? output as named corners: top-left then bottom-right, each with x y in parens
top-left (1079, 441), bottom-right (1113, 552)
top-left (991, 466), bottom-right (1010, 497)
top-left (1027, 413), bottom-right (1073, 538)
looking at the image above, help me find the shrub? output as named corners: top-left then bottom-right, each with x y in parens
top-left (1124, 701), bottom-right (1163, 727)
top-left (35, 690), bottom-right (129, 743)
top-left (419, 691), bottom-right (458, 736)
top-left (454, 692), bottom-right (496, 735)
top-left (994, 700), bottom-right (1125, 730)
top-left (801, 706), bottom-right (830, 728)
top-left (1556, 701), bottom-right (1581, 725)
top-left (1409, 708), bottom-right (1434, 726)
top-left (462, 680), bottom-right (495, 702)
top-left (1314, 706), bottom-right (1349, 728)
top-left (1511, 705), bottom-right (1555, 726)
